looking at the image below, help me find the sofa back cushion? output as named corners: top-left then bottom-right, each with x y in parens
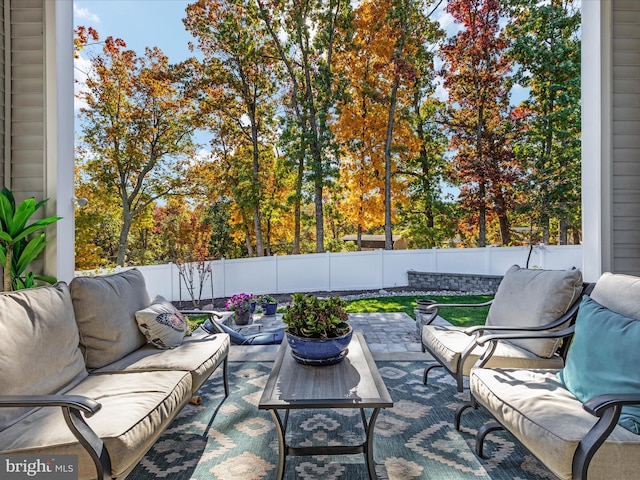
top-left (486, 265), bottom-right (583, 357)
top-left (70, 269), bottom-right (150, 369)
top-left (0, 282), bottom-right (87, 431)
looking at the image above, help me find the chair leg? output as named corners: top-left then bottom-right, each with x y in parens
top-left (454, 397), bottom-right (477, 431)
top-left (423, 363), bottom-right (443, 385)
top-left (222, 357), bottom-right (229, 398)
top-left (476, 421), bottom-right (503, 457)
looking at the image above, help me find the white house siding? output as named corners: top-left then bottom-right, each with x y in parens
top-left (9, 0), bottom-right (44, 199)
top-left (612, 0), bottom-right (640, 274)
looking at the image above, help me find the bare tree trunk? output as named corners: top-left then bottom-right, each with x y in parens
top-left (117, 207), bottom-right (132, 266)
top-left (250, 111), bottom-right (264, 256)
top-left (384, 77), bottom-right (400, 251)
top-left (293, 157), bottom-right (304, 254)
top-left (559, 218), bottom-right (568, 245)
top-left (478, 181), bottom-right (487, 247)
top-left (476, 104), bottom-right (486, 248)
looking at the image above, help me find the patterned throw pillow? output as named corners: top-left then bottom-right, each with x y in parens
top-left (135, 295), bottom-right (187, 349)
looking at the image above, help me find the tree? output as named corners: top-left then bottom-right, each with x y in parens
top-left (333, 0), bottom-right (394, 248)
top-left (440, 0), bottom-right (517, 247)
top-left (184, 0), bottom-right (278, 256)
top-left (155, 200), bottom-right (213, 308)
top-left (256, 0), bottom-right (353, 253)
top-left (505, 0), bottom-right (581, 244)
top-left (77, 34), bottom-right (195, 266)
top-left (381, 0), bottom-right (437, 249)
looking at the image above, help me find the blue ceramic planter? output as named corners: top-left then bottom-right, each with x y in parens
top-left (286, 327), bottom-right (353, 365)
top-left (262, 303), bottom-right (278, 316)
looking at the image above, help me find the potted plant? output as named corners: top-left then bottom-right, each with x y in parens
top-left (0, 188), bottom-right (61, 291)
top-left (225, 293), bottom-right (254, 326)
top-left (260, 294), bottom-right (278, 316)
top-left (282, 292), bottom-right (352, 365)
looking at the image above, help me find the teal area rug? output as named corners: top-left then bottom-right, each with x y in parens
top-left (128, 361), bottom-right (555, 479)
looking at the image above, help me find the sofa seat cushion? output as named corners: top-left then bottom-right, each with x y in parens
top-left (0, 370), bottom-right (192, 480)
top-left (0, 283), bottom-right (87, 432)
top-left (422, 324), bottom-right (564, 376)
top-left (70, 269), bottom-right (151, 369)
top-left (91, 330), bottom-right (230, 392)
top-left (471, 368), bottom-right (640, 480)
top-left (485, 265), bottom-right (583, 357)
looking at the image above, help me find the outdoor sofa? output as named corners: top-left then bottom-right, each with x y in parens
top-left (464, 272), bottom-right (640, 480)
top-left (0, 268), bottom-right (230, 480)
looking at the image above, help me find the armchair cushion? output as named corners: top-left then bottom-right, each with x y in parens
top-left (558, 296), bottom-right (640, 434)
top-left (70, 269), bottom-right (150, 369)
top-left (590, 271), bottom-right (640, 319)
top-left (471, 367), bottom-right (640, 480)
top-left (422, 324), bottom-right (564, 376)
top-left (486, 265), bottom-right (583, 357)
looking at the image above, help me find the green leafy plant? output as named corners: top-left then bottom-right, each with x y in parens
top-left (259, 294), bottom-right (277, 304)
top-left (0, 188), bottom-right (61, 291)
top-left (283, 293), bottom-right (349, 339)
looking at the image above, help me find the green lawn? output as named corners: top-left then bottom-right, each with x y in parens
top-left (344, 295), bottom-right (493, 328)
top-left (185, 294), bottom-right (493, 332)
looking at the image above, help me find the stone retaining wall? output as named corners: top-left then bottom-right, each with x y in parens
top-left (408, 271), bottom-right (503, 293)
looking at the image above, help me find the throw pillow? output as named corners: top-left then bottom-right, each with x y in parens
top-left (135, 295), bottom-right (187, 349)
top-left (558, 296), bottom-right (640, 434)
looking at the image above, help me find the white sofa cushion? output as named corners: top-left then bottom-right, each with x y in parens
top-left (0, 370), bottom-right (192, 479)
top-left (92, 328), bottom-right (230, 392)
top-left (0, 283), bottom-right (87, 431)
top-left (70, 269), bottom-right (150, 369)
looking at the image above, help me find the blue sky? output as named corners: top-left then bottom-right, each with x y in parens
top-left (74, 1), bottom-right (196, 64)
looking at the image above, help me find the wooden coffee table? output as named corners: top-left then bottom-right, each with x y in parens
top-left (258, 332), bottom-right (393, 480)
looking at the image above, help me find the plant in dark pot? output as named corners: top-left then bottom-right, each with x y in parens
top-left (282, 292), bottom-right (352, 365)
top-left (225, 293), bottom-right (253, 326)
top-left (260, 294), bottom-right (278, 316)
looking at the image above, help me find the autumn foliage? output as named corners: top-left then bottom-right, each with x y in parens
top-left (74, 0), bottom-right (582, 268)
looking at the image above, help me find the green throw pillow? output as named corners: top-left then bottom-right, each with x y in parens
top-left (558, 296), bottom-right (640, 434)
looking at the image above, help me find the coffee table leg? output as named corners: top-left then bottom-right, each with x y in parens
top-left (270, 409), bottom-right (286, 480)
top-left (365, 408), bottom-right (381, 480)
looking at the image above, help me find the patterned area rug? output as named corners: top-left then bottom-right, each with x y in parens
top-left (129, 361), bottom-right (555, 480)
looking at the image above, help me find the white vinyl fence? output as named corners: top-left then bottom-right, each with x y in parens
top-left (76, 245), bottom-right (583, 302)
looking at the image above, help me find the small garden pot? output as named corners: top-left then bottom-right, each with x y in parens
top-left (286, 326), bottom-right (353, 366)
top-left (262, 302), bottom-right (278, 316)
top-left (234, 310), bottom-right (252, 326)
top-left (417, 299), bottom-right (437, 313)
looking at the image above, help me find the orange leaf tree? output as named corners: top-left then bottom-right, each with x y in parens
top-left (77, 33), bottom-right (196, 266)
